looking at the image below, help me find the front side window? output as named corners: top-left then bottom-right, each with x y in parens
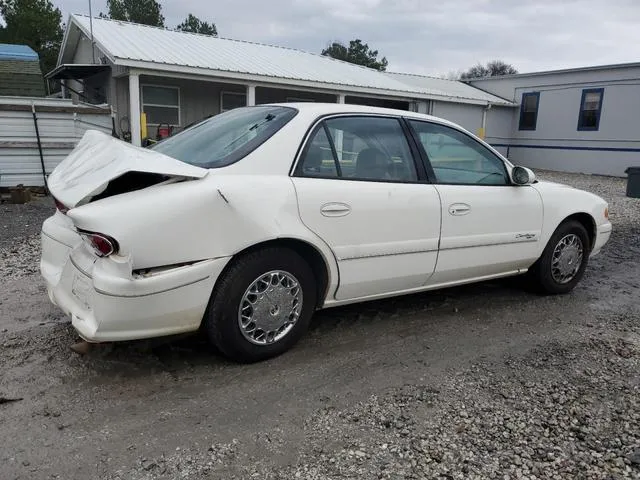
top-left (409, 120), bottom-right (508, 185)
top-left (578, 88), bottom-right (604, 131)
top-left (142, 85), bottom-right (180, 125)
top-left (297, 116), bottom-right (418, 182)
top-left (151, 106), bottom-right (297, 168)
top-left (518, 92), bottom-right (539, 130)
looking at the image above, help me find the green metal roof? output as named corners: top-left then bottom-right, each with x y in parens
top-left (0, 59), bottom-right (45, 97)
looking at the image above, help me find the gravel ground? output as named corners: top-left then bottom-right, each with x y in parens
top-left (1, 170), bottom-right (639, 480)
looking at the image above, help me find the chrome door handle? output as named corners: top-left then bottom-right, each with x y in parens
top-left (449, 203), bottom-right (471, 216)
top-left (321, 202), bottom-right (351, 217)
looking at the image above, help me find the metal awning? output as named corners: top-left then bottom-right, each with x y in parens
top-left (45, 63), bottom-right (111, 80)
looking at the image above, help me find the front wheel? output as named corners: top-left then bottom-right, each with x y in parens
top-left (202, 247), bottom-right (317, 363)
top-left (528, 220), bottom-right (590, 294)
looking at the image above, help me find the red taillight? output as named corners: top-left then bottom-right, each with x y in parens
top-left (79, 231), bottom-right (119, 257)
top-left (53, 197), bottom-right (69, 214)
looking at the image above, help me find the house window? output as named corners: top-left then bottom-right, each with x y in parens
top-left (141, 85), bottom-right (180, 125)
top-left (518, 92), bottom-right (539, 130)
top-left (577, 88), bottom-right (604, 131)
top-left (221, 91), bottom-right (246, 112)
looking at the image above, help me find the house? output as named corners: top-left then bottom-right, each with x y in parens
top-left (47, 15), bottom-right (637, 178)
top-left (468, 64), bottom-right (640, 176)
top-left (50, 14), bottom-right (515, 147)
top-left (0, 43), bottom-right (45, 97)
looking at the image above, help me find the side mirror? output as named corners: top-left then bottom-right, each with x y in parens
top-left (511, 166), bottom-right (536, 185)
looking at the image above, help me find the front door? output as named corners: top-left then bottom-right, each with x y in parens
top-left (407, 119), bottom-right (544, 285)
top-left (291, 115), bottom-right (442, 301)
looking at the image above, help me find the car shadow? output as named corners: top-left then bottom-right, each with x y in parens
top-left (77, 275), bottom-right (537, 378)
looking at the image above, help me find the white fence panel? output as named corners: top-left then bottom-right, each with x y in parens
top-left (0, 97), bottom-right (112, 187)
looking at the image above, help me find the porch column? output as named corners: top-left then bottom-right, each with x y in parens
top-left (246, 84), bottom-right (256, 106)
top-left (129, 72), bottom-right (141, 146)
top-left (334, 94), bottom-right (345, 160)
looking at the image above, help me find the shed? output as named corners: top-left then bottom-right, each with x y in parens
top-left (0, 44), bottom-right (45, 97)
top-left (0, 97), bottom-right (112, 187)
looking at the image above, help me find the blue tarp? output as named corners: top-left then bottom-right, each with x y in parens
top-left (0, 43), bottom-right (39, 61)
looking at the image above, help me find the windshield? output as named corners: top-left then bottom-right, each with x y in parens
top-left (150, 106), bottom-right (298, 168)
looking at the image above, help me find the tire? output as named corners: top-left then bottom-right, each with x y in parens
top-left (528, 220), bottom-right (591, 294)
top-left (203, 247), bottom-right (317, 363)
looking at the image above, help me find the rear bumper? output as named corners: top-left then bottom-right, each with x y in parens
top-left (591, 222), bottom-right (612, 256)
top-left (40, 214), bottom-right (230, 342)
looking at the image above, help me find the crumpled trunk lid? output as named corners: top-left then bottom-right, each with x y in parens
top-left (48, 130), bottom-right (208, 207)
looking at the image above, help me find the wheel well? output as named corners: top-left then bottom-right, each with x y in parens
top-left (564, 213), bottom-right (596, 250)
top-left (229, 239), bottom-right (331, 307)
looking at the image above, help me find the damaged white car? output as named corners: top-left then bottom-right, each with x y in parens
top-left (41, 103), bottom-right (612, 362)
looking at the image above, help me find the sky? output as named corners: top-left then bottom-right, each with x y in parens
top-left (52, 0), bottom-right (640, 76)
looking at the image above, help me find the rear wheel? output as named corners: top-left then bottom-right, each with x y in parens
top-left (203, 247), bottom-right (316, 362)
top-left (528, 220), bottom-right (590, 294)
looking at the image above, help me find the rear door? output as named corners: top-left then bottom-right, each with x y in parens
top-left (407, 119), bottom-right (544, 285)
top-left (291, 115), bottom-right (442, 301)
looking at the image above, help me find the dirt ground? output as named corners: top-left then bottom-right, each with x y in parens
top-left (1, 171), bottom-right (639, 480)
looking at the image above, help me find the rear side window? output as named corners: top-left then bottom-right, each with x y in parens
top-left (297, 116), bottom-right (418, 182)
top-left (151, 106), bottom-right (297, 168)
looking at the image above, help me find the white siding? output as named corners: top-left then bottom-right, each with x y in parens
top-left (510, 83), bottom-right (639, 142)
top-left (0, 98), bottom-right (112, 187)
top-left (485, 107), bottom-right (515, 140)
top-left (508, 148), bottom-right (638, 177)
top-left (432, 102), bottom-right (484, 135)
top-left (469, 67), bottom-right (640, 176)
top-left (469, 66), bottom-right (640, 102)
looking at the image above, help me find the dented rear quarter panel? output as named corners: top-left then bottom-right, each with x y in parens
top-left (66, 173), bottom-right (339, 292)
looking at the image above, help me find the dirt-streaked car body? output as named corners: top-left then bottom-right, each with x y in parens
top-left (41, 103), bottom-right (612, 362)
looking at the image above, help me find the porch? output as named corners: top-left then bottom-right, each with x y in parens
top-left (116, 72), bottom-right (418, 145)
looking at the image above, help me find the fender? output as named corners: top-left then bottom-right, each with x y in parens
top-left (532, 181), bottom-right (609, 249)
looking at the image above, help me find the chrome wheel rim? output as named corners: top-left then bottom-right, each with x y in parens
top-left (238, 270), bottom-right (302, 345)
top-left (551, 234), bottom-right (584, 284)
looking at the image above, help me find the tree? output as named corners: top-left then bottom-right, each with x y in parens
top-left (321, 39), bottom-right (388, 71)
top-left (460, 60), bottom-right (517, 80)
top-left (0, 0), bottom-right (63, 76)
top-left (101, 0), bottom-right (164, 27)
top-left (176, 13), bottom-right (217, 36)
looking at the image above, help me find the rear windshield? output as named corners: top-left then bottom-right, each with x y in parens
top-left (150, 106), bottom-right (297, 168)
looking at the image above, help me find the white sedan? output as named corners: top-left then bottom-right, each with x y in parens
top-left (41, 103), bottom-right (612, 362)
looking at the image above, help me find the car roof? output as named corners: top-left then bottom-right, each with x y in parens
top-left (267, 102), bottom-right (461, 128)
